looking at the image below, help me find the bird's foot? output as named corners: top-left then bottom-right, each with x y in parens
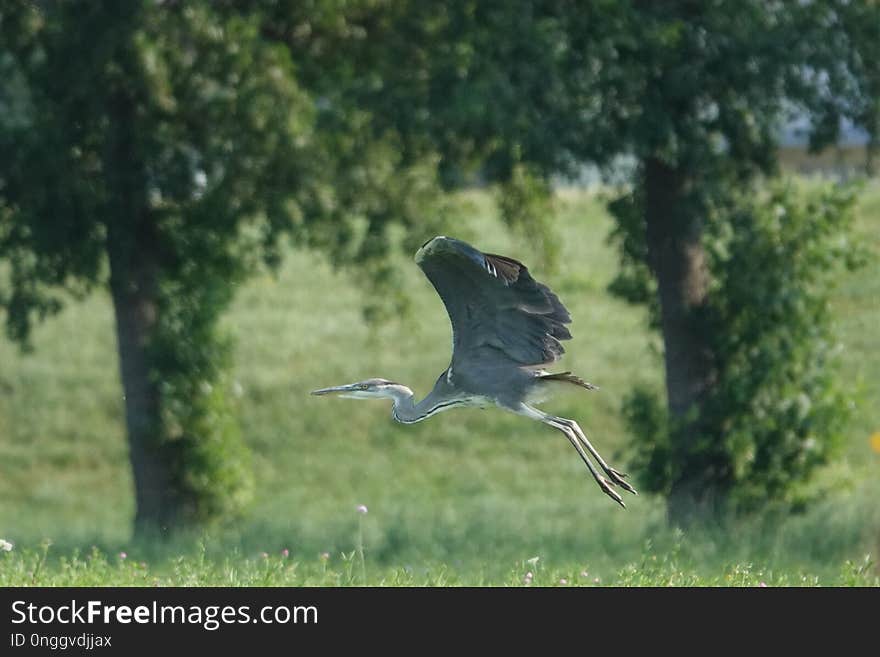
top-left (606, 467), bottom-right (638, 496)
top-left (598, 477), bottom-right (626, 509)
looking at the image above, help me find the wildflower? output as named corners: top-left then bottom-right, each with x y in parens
top-left (523, 571), bottom-right (533, 584)
top-left (559, 578), bottom-right (568, 585)
top-left (320, 552), bottom-right (330, 562)
top-left (356, 504), bottom-right (368, 515)
top-left (0, 539), bottom-right (13, 552)
top-left (261, 552), bottom-right (269, 559)
top-left (593, 577), bottom-right (600, 584)
top-left (119, 552), bottom-right (127, 560)
top-left (526, 556), bottom-right (540, 567)
top-left (870, 432), bottom-right (880, 454)
top-left (281, 549), bottom-right (289, 558)
top-left (580, 570), bottom-right (589, 578)
top-left (759, 582), bottom-right (768, 587)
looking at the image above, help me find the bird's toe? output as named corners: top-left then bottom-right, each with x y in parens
top-left (607, 468), bottom-right (638, 495)
top-left (599, 478), bottom-right (626, 508)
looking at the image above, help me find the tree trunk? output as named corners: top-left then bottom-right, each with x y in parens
top-left (107, 228), bottom-right (178, 537)
top-left (104, 89), bottom-right (177, 538)
top-left (642, 157), bottom-right (716, 524)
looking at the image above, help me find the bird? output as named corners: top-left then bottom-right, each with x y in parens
top-left (311, 236), bottom-right (637, 507)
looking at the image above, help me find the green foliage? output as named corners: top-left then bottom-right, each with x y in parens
top-left (293, 131), bottom-right (450, 323)
top-left (273, 1), bottom-right (578, 274)
top-left (606, 188), bottom-right (659, 326)
top-left (623, 183), bottom-right (864, 514)
top-left (621, 385), bottom-right (671, 495)
top-left (152, 268), bottom-right (253, 523)
top-left (254, 1), bottom-right (455, 320)
top-left (339, 1), bottom-right (875, 182)
top-left (496, 164), bottom-right (559, 271)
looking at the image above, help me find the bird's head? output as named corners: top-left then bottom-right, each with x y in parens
top-left (310, 378), bottom-right (408, 400)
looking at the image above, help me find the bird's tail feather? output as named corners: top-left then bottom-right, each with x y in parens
top-left (538, 371), bottom-right (598, 391)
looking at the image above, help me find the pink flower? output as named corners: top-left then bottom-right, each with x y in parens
top-left (281, 549), bottom-right (289, 558)
top-left (559, 578), bottom-right (568, 585)
top-left (523, 571), bottom-right (534, 584)
top-left (759, 582), bottom-right (768, 587)
top-left (119, 552), bottom-right (127, 560)
top-left (356, 504), bottom-right (368, 515)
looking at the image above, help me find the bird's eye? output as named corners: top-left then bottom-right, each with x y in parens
top-left (359, 385), bottom-right (368, 390)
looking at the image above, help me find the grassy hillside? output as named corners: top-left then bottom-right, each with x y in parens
top-left (1, 185), bottom-right (878, 585)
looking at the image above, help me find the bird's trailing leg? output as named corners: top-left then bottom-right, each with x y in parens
top-left (516, 404), bottom-right (634, 507)
top-left (557, 418), bottom-right (637, 496)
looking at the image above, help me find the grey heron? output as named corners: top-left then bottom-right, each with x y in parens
top-left (312, 236), bottom-right (637, 507)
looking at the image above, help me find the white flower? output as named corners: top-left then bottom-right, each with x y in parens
top-left (0, 539), bottom-right (13, 552)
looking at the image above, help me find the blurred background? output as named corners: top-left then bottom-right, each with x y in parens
top-left (0, 1), bottom-right (878, 584)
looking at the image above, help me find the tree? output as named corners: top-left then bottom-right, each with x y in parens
top-left (0, 0), bottom-right (451, 536)
top-left (1, 1), bottom-right (314, 534)
top-left (622, 183), bottom-right (863, 515)
top-left (594, 1), bottom-right (876, 522)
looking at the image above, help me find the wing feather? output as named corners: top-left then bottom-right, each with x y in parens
top-left (415, 236), bottom-right (573, 371)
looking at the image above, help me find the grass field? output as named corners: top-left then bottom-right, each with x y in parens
top-left (1, 185), bottom-right (878, 586)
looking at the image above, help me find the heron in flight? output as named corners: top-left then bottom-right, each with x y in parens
top-left (312, 236), bottom-right (637, 507)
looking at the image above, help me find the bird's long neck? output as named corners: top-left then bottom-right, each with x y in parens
top-left (386, 384), bottom-right (446, 424)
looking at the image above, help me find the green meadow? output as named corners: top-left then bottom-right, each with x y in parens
top-left (1, 186), bottom-right (878, 586)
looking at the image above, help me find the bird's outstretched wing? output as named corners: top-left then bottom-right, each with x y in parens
top-left (415, 236), bottom-right (572, 373)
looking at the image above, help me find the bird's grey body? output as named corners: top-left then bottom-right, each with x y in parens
top-left (312, 236), bottom-right (637, 506)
